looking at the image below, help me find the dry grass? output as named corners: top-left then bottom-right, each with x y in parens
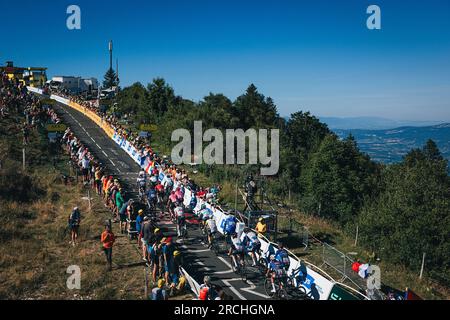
top-left (0, 116), bottom-right (193, 300)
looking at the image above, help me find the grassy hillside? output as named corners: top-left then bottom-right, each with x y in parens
top-left (0, 113), bottom-right (191, 300)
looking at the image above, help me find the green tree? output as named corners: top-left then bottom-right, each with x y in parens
top-left (145, 78), bottom-right (177, 117)
top-left (103, 68), bottom-right (118, 88)
top-left (359, 140), bottom-right (450, 273)
top-left (116, 82), bottom-right (148, 116)
top-left (233, 84), bottom-right (278, 129)
top-left (300, 134), bottom-right (379, 224)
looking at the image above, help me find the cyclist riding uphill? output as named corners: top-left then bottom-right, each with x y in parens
top-left (242, 228), bottom-right (261, 266)
top-left (228, 233), bottom-right (245, 271)
top-left (206, 215), bottom-right (218, 248)
top-left (275, 242), bottom-right (291, 271)
top-left (188, 194), bottom-right (197, 212)
top-left (146, 186), bottom-right (157, 208)
top-left (174, 201), bottom-right (186, 237)
top-left (266, 255), bottom-right (287, 293)
top-left (137, 170), bottom-right (147, 190)
top-left (223, 214), bottom-right (237, 244)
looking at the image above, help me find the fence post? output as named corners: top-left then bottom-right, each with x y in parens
top-left (419, 252), bottom-right (426, 280)
top-left (354, 224), bottom-right (359, 247)
top-left (22, 148), bottom-right (26, 171)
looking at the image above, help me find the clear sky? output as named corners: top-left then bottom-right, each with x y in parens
top-left (1, 0), bottom-right (450, 121)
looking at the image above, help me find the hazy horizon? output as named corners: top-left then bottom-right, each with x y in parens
top-left (1, 0), bottom-right (449, 122)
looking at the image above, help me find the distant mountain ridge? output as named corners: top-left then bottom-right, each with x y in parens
top-left (319, 116), bottom-right (443, 130)
top-left (334, 123), bottom-right (450, 163)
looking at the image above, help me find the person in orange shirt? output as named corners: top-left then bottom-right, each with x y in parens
top-left (101, 224), bottom-right (116, 271)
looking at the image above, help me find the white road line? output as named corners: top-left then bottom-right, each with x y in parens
top-left (241, 280), bottom-right (270, 299)
top-left (180, 245), bottom-right (211, 254)
top-left (109, 159), bottom-right (116, 167)
top-left (102, 151), bottom-right (108, 157)
top-left (213, 269), bottom-right (234, 275)
top-left (194, 260), bottom-right (211, 271)
top-left (222, 278), bottom-right (247, 300)
top-left (218, 256), bottom-right (234, 270)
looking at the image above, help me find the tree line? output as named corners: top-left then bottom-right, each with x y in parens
top-left (115, 78), bottom-right (450, 278)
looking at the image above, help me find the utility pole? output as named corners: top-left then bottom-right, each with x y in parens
top-left (354, 224), bottom-right (359, 246)
top-left (108, 40), bottom-right (113, 72)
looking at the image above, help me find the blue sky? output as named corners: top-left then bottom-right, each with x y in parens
top-left (1, 0), bottom-right (450, 121)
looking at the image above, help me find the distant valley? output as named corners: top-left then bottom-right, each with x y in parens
top-left (333, 123), bottom-right (450, 163)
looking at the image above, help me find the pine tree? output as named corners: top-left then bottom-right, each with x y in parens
top-left (103, 68), bottom-right (118, 88)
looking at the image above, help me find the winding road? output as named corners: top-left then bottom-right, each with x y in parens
top-left (52, 101), bottom-right (271, 300)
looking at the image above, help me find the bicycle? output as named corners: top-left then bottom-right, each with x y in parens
top-left (178, 221), bottom-right (188, 240)
top-left (230, 252), bottom-right (247, 282)
top-left (256, 248), bottom-right (272, 274)
top-left (264, 274), bottom-right (289, 300)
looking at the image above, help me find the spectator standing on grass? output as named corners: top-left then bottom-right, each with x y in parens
top-left (94, 166), bottom-right (103, 195)
top-left (81, 156), bottom-right (90, 182)
top-left (68, 207), bottom-right (81, 246)
top-left (136, 209), bottom-right (144, 236)
top-left (101, 224), bottom-right (116, 271)
top-left (115, 188), bottom-right (125, 216)
top-left (119, 200), bottom-right (131, 234)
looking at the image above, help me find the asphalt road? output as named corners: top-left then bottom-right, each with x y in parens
top-left (52, 101), bottom-right (271, 300)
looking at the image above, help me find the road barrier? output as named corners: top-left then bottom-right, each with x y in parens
top-left (36, 89), bottom-right (369, 300)
top-left (180, 267), bottom-right (201, 298)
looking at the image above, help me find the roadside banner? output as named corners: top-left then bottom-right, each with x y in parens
top-left (46, 123), bottom-right (67, 132)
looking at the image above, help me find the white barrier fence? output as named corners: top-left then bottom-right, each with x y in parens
top-left (36, 90), bottom-right (367, 300)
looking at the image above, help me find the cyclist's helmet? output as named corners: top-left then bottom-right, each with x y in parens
top-left (270, 255), bottom-right (276, 261)
top-left (173, 250), bottom-right (181, 257)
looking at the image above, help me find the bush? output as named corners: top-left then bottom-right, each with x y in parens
top-left (0, 164), bottom-right (45, 202)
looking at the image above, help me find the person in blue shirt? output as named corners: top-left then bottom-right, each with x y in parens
top-left (266, 255), bottom-right (287, 293)
top-left (119, 200), bottom-right (130, 234)
top-left (242, 228), bottom-right (261, 266)
top-left (223, 215), bottom-right (237, 244)
top-left (135, 209), bottom-right (144, 244)
top-left (274, 242), bottom-right (291, 271)
top-left (188, 194), bottom-right (197, 212)
top-left (162, 237), bottom-right (175, 285)
top-left (151, 279), bottom-right (168, 300)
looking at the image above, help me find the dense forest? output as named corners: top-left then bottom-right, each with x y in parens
top-left (114, 78), bottom-right (450, 279)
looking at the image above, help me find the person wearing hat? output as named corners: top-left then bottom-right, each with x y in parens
top-left (162, 237), bottom-right (175, 285)
top-left (115, 187), bottom-right (125, 217)
top-left (256, 217), bottom-right (267, 237)
top-left (136, 209), bottom-right (144, 245)
top-left (68, 206), bottom-right (81, 247)
top-left (151, 279), bottom-right (168, 300)
top-left (141, 215), bottom-right (152, 260)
